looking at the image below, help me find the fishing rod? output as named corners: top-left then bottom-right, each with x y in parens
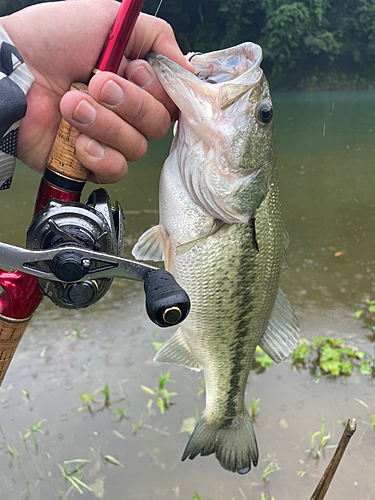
top-left (0, 0), bottom-right (190, 386)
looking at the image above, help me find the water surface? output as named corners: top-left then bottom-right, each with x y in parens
top-left (0, 91), bottom-right (374, 500)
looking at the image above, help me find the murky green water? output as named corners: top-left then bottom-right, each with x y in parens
top-left (1, 91), bottom-right (375, 500)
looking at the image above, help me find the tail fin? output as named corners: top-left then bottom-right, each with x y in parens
top-left (181, 412), bottom-right (258, 474)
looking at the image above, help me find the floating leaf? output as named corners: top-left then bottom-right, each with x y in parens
top-left (103, 455), bottom-right (123, 467)
top-left (141, 385), bottom-right (155, 395)
top-left (279, 419), bottom-right (288, 430)
top-left (180, 417), bottom-right (196, 435)
top-left (354, 397), bottom-right (369, 410)
top-left (359, 361), bottom-right (372, 374)
top-left (293, 343), bottom-right (310, 361)
top-left (256, 350), bottom-right (273, 368)
top-left (157, 396), bottom-right (165, 414)
top-left (153, 342), bottom-right (165, 352)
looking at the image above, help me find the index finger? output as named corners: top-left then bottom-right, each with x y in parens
top-left (125, 13), bottom-right (194, 72)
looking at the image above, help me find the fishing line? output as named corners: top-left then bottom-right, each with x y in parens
top-left (127, 0), bottom-right (164, 82)
top-left (311, 357), bottom-right (346, 424)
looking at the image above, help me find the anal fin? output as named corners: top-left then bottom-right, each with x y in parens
top-left (154, 327), bottom-right (201, 371)
top-left (258, 288), bottom-right (299, 363)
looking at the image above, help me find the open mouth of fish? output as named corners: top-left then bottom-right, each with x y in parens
top-left (146, 43), bottom-right (263, 113)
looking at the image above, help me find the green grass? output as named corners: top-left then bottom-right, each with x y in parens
top-left (262, 459), bottom-right (281, 481)
top-left (111, 404), bottom-right (128, 421)
top-left (100, 383), bottom-right (111, 407)
top-left (75, 388), bottom-right (100, 413)
top-left (58, 459), bottom-right (92, 494)
top-left (308, 415), bottom-right (333, 459)
top-left (250, 398), bottom-right (261, 419)
top-left (141, 370), bottom-right (177, 414)
top-left (22, 419), bottom-right (47, 449)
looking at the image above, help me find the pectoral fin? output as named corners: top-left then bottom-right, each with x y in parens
top-left (154, 327), bottom-right (201, 371)
top-left (258, 288), bottom-right (299, 363)
top-left (176, 219), bottom-right (225, 256)
top-left (132, 225), bottom-right (165, 262)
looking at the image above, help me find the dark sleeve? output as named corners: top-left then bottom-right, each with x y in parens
top-left (0, 24), bottom-right (34, 191)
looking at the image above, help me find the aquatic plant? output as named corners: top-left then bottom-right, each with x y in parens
top-left (196, 378), bottom-right (205, 397)
top-left (111, 403), bottom-right (128, 421)
top-left (22, 419), bottom-right (46, 449)
top-left (75, 388), bottom-right (100, 413)
top-left (21, 389), bottom-right (30, 401)
top-left (261, 459), bottom-right (281, 481)
top-left (250, 397), bottom-right (261, 419)
top-left (7, 444), bottom-right (29, 487)
top-left (141, 370), bottom-right (177, 414)
top-left (354, 299), bottom-right (375, 324)
top-left (308, 415), bottom-right (333, 459)
top-left (58, 459), bottom-right (92, 494)
top-left (151, 330), bottom-right (164, 352)
top-left (65, 327), bottom-right (88, 341)
top-left (292, 337), bottom-right (374, 378)
top-left (100, 382), bottom-right (111, 407)
top-left (132, 420), bottom-right (143, 436)
top-left (261, 494), bottom-right (275, 500)
top-left (297, 458), bottom-right (308, 478)
top-left (254, 347), bottom-right (274, 370)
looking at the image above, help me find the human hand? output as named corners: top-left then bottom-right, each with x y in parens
top-left (1, 0), bottom-right (193, 183)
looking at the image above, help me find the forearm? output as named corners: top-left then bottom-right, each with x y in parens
top-left (0, 21), bottom-right (34, 190)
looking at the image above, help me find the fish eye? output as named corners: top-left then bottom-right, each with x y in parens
top-left (256, 101), bottom-right (273, 125)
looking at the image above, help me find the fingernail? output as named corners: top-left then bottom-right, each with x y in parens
top-left (128, 65), bottom-right (154, 89)
top-left (100, 80), bottom-right (124, 105)
top-left (85, 139), bottom-right (105, 159)
top-left (73, 100), bottom-right (96, 125)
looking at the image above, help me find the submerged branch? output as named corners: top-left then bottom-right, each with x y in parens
top-left (310, 418), bottom-right (357, 500)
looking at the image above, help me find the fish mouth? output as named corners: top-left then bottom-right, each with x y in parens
top-left (146, 43), bottom-right (264, 134)
top-left (146, 43), bottom-right (262, 87)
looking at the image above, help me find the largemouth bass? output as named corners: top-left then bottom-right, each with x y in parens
top-left (133, 43), bottom-right (299, 474)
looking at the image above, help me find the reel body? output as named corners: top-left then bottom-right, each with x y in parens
top-left (26, 188), bottom-right (124, 309)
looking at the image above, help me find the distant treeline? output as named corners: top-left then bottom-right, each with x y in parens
top-left (2, 0), bottom-right (375, 90)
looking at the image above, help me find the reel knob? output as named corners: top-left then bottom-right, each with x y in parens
top-left (143, 269), bottom-right (190, 327)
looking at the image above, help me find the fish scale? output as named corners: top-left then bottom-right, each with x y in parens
top-left (175, 188), bottom-right (283, 422)
top-left (133, 43), bottom-right (299, 474)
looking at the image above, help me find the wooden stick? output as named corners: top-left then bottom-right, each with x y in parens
top-left (310, 418), bottom-right (357, 500)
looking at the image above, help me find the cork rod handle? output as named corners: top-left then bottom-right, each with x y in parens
top-left (46, 82), bottom-right (89, 182)
top-left (0, 315), bottom-right (30, 386)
